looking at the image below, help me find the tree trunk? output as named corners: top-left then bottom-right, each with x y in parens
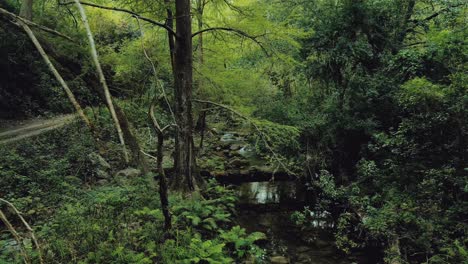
top-left (19, 0), bottom-right (33, 20)
top-left (114, 104), bottom-right (149, 174)
top-left (149, 101), bottom-right (171, 230)
top-left (73, 0), bottom-right (130, 163)
top-left (164, 0), bottom-right (176, 71)
top-left (164, 0), bottom-right (179, 172)
top-left (171, 0), bottom-right (197, 192)
top-left (196, 0), bottom-right (204, 66)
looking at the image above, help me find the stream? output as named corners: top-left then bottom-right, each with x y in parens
top-left (216, 132), bottom-right (376, 263)
top-left (232, 180), bottom-right (380, 264)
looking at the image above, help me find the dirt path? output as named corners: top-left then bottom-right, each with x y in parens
top-left (0, 114), bottom-right (76, 144)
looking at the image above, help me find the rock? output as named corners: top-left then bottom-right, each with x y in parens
top-left (88, 152), bottom-right (111, 170)
top-left (96, 179), bottom-right (109, 186)
top-left (96, 169), bottom-right (110, 179)
top-left (116, 168), bottom-right (141, 178)
top-left (230, 144), bottom-right (242, 151)
top-left (64, 176), bottom-right (82, 185)
top-left (270, 256), bottom-right (289, 264)
top-left (296, 252), bottom-right (312, 263)
top-left (228, 158), bottom-right (249, 168)
top-left (296, 246), bottom-right (311, 254)
top-left (88, 153), bottom-right (111, 180)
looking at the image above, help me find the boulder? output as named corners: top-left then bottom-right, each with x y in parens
top-left (88, 152), bottom-right (111, 170)
top-left (116, 168), bottom-right (141, 178)
top-left (270, 256), bottom-right (289, 264)
top-left (228, 158), bottom-right (249, 168)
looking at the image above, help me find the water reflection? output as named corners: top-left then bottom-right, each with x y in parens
top-left (238, 181), bottom-right (300, 204)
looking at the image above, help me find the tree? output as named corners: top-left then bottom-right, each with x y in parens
top-left (172, 0), bottom-right (198, 191)
top-left (19, 0), bottom-right (33, 20)
top-left (73, 0), bottom-right (149, 173)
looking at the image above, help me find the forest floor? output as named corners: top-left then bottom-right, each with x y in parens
top-left (0, 114), bottom-right (75, 144)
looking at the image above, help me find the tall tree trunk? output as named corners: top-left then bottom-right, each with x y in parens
top-left (164, 0), bottom-right (176, 71)
top-left (194, 0), bottom-right (207, 152)
top-left (196, 0), bottom-right (204, 66)
top-left (19, 0), bottom-right (33, 20)
top-left (172, 0), bottom-right (197, 192)
top-left (73, 0), bottom-right (130, 163)
top-left (164, 0), bottom-right (179, 172)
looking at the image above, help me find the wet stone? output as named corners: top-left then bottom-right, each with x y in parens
top-left (270, 256), bottom-right (289, 264)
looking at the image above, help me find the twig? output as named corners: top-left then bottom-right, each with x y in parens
top-left (192, 27), bottom-right (269, 56)
top-left (0, 7), bottom-right (76, 43)
top-left (0, 199), bottom-right (43, 264)
top-left (134, 17), bottom-right (177, 127)
top-left (60, 1), bottom-right (177, 37)
top-left (0, 209), bottom-right (30, 264)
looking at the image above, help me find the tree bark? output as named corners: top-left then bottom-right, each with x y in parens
top-left (149, 100), bottom-right (171, 230)
top-left (19, 0), bottom-right (33, 20)
top-left (73, 0), bottom-right (130, 163)
top-left (171, 0), bottom-right (197, 192)
top-left (163, 0), bottom-right (179, 172)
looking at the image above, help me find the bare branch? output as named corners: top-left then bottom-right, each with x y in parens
top-left (0, 7), bottom-right (76, 43)
top-left (193, 99), bottom-right (296, 176)
top-left (5, 18), bottom-right (96, 136)
top-left (192, 27), bottom-right (269, 56)
top-left (0, 198), bottom-right (43, 264)
top-left (406, 4), bottom-right (464, 33)
top-left (73, 0), bottom-right (129, 162)
top-left (0, 209), bottom-right (30, 264)
top-left (135, 17), bottom-right (177, 126)
top-left (60, 1), bottom-right (178, 37)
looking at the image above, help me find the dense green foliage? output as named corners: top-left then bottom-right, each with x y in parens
top-left (0, 0), bottom-right (466, 263)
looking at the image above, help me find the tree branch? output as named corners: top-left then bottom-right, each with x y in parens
top-left (73, 0), bottom-right (129, 162)
top-left (192, 27), bottom-right (269, 56)
top-left (193, 99), bottom-right (296, 176)
top-left (60, 1), bottom-right (178, 37)
top-left (406, 4), bottom-right (464, 33)
top-left (0, 7), bottom-right (76, 43)
top-left (0, 198), bottom-right (46, 264)
top-left (135, 17), bottom-right (176, 127)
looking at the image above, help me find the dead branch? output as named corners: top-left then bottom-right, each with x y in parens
top-left (148, 98), bottom-right (172, 230)
top-left (0, 7), bottom-right (76, 43)
top-left (0, 198), bottom-right (43, 264)
top-left (7, 18), bottom-right (95, 136)
top-left (73, 0), bottom-right (129, 163)
top-left (135, 17), bottom-right (177, 126)
top-left (60, 1), bottom-right (177, 37)
top-left (192, 99), bottom-right (296, 176)
top-left (0, 209), bottom-right (30, 264)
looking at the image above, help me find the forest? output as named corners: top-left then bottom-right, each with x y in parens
top-left (0, 0), bottom-right (466, 263)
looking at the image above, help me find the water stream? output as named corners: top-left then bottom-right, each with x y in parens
top-left (234, 180), bottom-right (368, 263)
